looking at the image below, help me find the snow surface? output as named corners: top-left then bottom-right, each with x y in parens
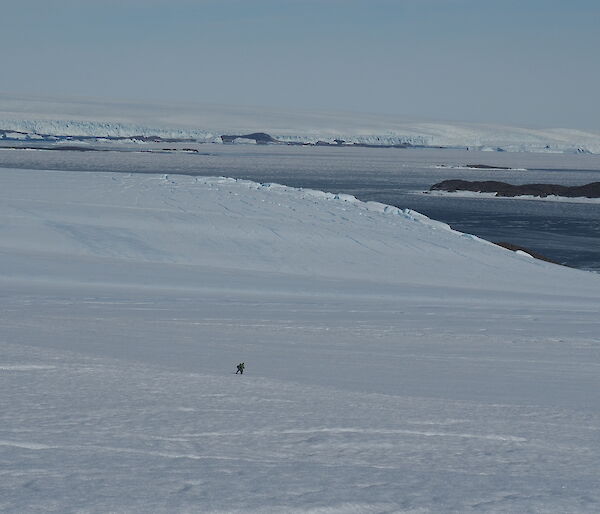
top-left (2, 93), bottom-right (600, 153)
top-left (1, 168), bottom-right (600, 512)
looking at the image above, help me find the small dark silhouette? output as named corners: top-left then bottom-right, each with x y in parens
top-left (235, 362), bottom-right (245, 374)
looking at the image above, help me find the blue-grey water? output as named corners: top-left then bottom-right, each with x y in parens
top-left (1, 144), bottom-right (599, 271)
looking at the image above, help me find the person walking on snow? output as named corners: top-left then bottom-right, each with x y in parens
top-left (236, 362), bottom-right (245, 374)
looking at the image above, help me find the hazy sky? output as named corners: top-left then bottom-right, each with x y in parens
top-left (2, 0), bottom-right (599, 130)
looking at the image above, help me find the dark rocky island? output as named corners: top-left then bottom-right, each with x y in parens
top-left (437, 163), bottom-right (515, 170)
top-left (463, 164), bottom-right (512, 170)
top-left (430, 180), bottom-right (600, 198)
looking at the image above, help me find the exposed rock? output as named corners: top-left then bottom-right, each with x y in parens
top-left (464, 164), bottom-right (512, 169)
top-left (221, 132), bottom-right (278, 144)
top-left (430, 179), bottom-right (600, 198)
top-left (492, 242), bottom-right (561, 265)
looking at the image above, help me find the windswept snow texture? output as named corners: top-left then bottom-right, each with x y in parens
top-left (2, 94), bottom-right (600, 153)
top-left (1, 169), bottom-right (600, 513)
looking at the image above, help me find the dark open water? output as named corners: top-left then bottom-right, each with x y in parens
top-left (1, 144), bottom-right (599, 271)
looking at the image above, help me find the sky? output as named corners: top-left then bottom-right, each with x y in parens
top-left (1, 0), bottom-right (599, 130)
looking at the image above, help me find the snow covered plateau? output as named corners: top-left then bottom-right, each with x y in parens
top-left (2, 94), bottom-right (600, 153)
top-left (1, 165), bottom-right (600, 513)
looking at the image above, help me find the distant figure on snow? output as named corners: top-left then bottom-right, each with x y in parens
top-left (236, 362), bottom-right (245, 374)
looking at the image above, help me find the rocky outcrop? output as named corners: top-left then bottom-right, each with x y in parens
top-left (220, 132), bottom-right (278, 144)
top-left (492, 242), bottom-right (561, 265)
top-left (463, 164), bottom-right (512, 170)
top-left (430, 180), bottom-right (600, 198)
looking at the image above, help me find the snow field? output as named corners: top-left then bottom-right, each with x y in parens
top-left (2, 341), bottom-right (600, 513)
top-left (1, 167), bottom-right (600, 512)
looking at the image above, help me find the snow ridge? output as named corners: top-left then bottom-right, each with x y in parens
top-left (226, 177), bottom-right (460, 234)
